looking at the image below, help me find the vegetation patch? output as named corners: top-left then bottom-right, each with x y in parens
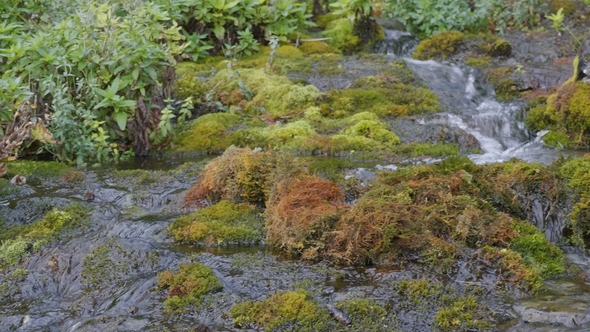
top-left (413, 31), bottom-right (465, 60)
top-left (3, 161), bottom-right (74, 180)
top-left (169, 200), bottom-right (264, 246)
top-left (485, 67), bottom-right (520, 101)
top-left (184, 147), bottom-right (303, 208)
top-left (265, 176), bottom-right (346, 258)
top-left (323, 18), bottom-right (361, 53)
top-left (392, 279), bottom-right (494, 331)
top-left (230, 290), bottom-right (332, 331)
top-left (0, 204), bottom-right (89, 270)
top-left (157, 262), bottom-right (222, 310)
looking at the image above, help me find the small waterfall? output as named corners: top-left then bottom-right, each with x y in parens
top-left (377, 29), bottom-right (564, 165)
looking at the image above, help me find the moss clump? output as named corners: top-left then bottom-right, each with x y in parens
top-left (392, 279), bottom-right (494, 330)
top-left (173, 71), bottom-right (206, 101)
top-left (323, 18), bottom-right (361, 53)
top-left (511, 221), bottom-right (566, 278)
top-left (486, 67), bottom-right (519, 101)
top-left (528, 81), bottom-right (590, 147)
top-left (230, 290), bottom-right (332, 331)
top-left (184, 147), bottom-right (303, 207)
top-left (4, 160), bottom-right (74, 180)
top-left (316, 13), bottom-right (339, 29)
top-left (207, 68), bottom-right (320, 118)
top-left (331, 119), bottom-right (400, 151)
top-left (551, 0), bottom-right (577, 15)
top-left (265, 176), bottom-right (346, 257)
top-left (559, 156), bottom-right (590, 246)
top-left (319, 85), bottom-right (439, 119)
top-left (480, 246), bottom-right (543, 292)
top-left (465, 57), bottom-right (490, 67)
top-left (299, 42), bottom-right (342, 55)
top-left (169, 200), bottom-right (264, 246)
top-left (335, 299), bottom-right (398, 330)
top-left (392, 142), bottom-right (460, 158)
top-left (413, 31), bottom-right (465, 60)
top-left (0, 204), bottom-right (89, 270)
top-left (173, 113), bottom-right (265, 153)
top-left (485, 38), bottom-right (512, 57)
top-left (158, 262), bottom-right (222, 310)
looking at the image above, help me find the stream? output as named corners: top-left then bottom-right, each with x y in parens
top-left (2, 31), bottom-right (590, 331)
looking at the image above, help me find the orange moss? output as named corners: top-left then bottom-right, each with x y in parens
top-left (184, 147), bottom-right (303, 208)
top-left (265, 176), bottom-right (347, 257)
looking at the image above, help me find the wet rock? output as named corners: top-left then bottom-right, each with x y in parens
top-left (578, 37), bottom-right (590, 82)
top-left (10, 174), bottom-right (26, 185)
top-left (345, 167), bottom-right (376, 186)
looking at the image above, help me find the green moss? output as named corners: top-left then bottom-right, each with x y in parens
top-left (392, 142), bottom-right (460, 158)
top-left (316, 13), bottom-right (339, 29)
top-left (4, 160), bottom-right (74, 180)
top-left (158, 262), bottom-right (222, 310)
top-left (486, 67), bottom-right (520, 101)
top-left (542, 130), bottom-right (570, 148)
top-left (175, 59), bottom-right (223, 77)
top-left (526, 104), bottom-right (551, 132)
top-left (319, 85), bottom-right (439, 119)
top-left (0, 204), bottom-right (89, 270)
top-left (413, 31), bottom-right (465, 60)
top-left (335, 299), bottom-right (399, 331)
top-left (169, 200), bottom-right (264, 245)
top-left (559, 156), bottom-right (590, 246)
top-left (230, 290), bottom-right (332, 331)
top-left (276, 45), bottom-right (304, 58)
top-left (336, 119), bottom-right (400, 148)
top-left (173, 113), bottom-right (265, 153)
top-left (551, 0), bottom-right (577, 15)
top-left (511, 221), bottom-right (566, 278)
top-left (485, 39), bottom-right (512, 57)
top-left (299, 42), bottom-right (341, 55)
top-left (465, 57), bottom-right (490, 67)
top-left (207, 69), bottom-right (320, 118)
top-left (173, 71), bottom-right (205, 101)
top-left (323, 18), bottom-right (360, 53)
top-left (392, 279), bottom-right (493, 330)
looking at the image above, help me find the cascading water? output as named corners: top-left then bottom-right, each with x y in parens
top-left (376, 29), bottom-right (565, 165)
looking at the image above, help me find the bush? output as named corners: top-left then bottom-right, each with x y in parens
top-left (385, 0), bottom-right (540, 37)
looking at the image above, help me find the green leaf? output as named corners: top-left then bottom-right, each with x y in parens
top-left (114, 112), bottom-right (128, 131)
top-left (214, 25), bottom-right (225, 40)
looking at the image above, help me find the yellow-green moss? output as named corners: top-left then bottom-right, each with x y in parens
top-left (335, 119), bottom-right (400, 150)
top-left (511, 220), bottom-right (566, 278)
top-left (480, 246), bottom-right (543, 292)
top-left (230, 290), bottom-right (331, 331)
top-left (392, 279), bottom-right (494, 330)
top-left (319, 85), bottom-right (439, 118)
top-left (486, 67), bottom-right (519, 100)
top-left (316, 13), bottom-right (339, 29)
top-left (299, 42), bottom-right (342, 55)
top-left (168, 200), bottom-right (264, 245)
top-left (559, 156), bottom-right (590, 246)
top-left (0, 204), bottom-right (89, 270)
top-left (175, 58), bottom-right (224, 76)
top-left (323, 18), bottom-right (360, 53)
top-left (173, 113), bottom-right (256, 153)
top-left (4, 160), bottom-right (74, 179)
top-left (173, 71), bottom-right (206, 101)
top-left (158, 262), bottom-right (222, 310)
top-left (413, 31), bottom-right (465, 60)
top-left (485, 38), bottom-right (512, 57)
top-left (207, 69), bottom-right (320, 118)
top-left (465, 57), bottom-right (490, 67)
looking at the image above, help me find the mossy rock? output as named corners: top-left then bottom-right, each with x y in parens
top-left (413, 31), bottom-right (465, 60)
top-left (158, 262), bottom-right (222, 310)
top-left (169, 200), bottom-right (264, 246)
top-left (3, 160), bottom-right (74, 180)
top-left (230, 290), bottom-right (332, 331)
top-left (316, 13), bottom-right (339, 29)
top-left (485, 67), bottom-right (520, 101)
top-left (485, 39), bottom-right (512, 57)
top-left (173, 71), bottom-right (206, 101)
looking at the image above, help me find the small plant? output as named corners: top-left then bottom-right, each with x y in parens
top-left (546, 7), bottom-right (581, 45)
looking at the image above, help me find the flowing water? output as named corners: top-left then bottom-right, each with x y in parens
top-left (2, 32), bottom-right (590, 331)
